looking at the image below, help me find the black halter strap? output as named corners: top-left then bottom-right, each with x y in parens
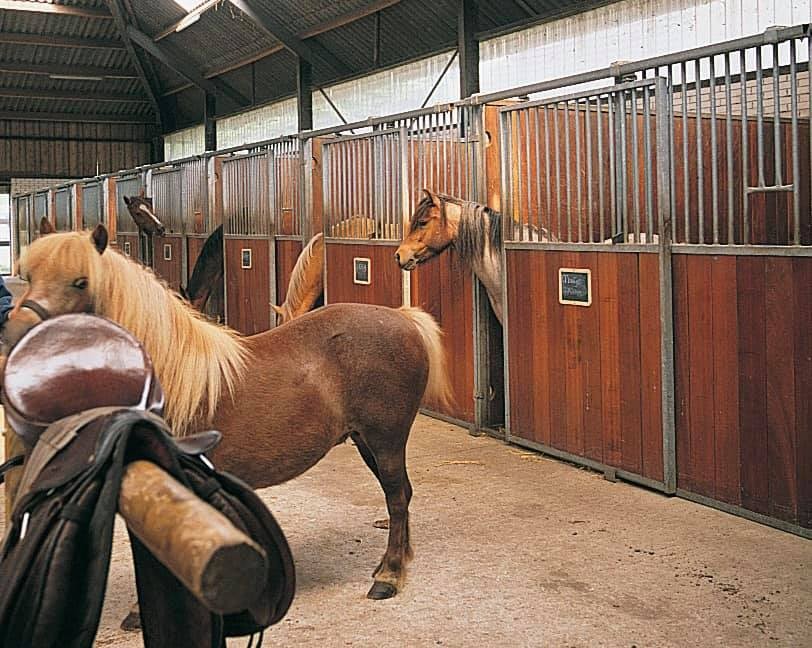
top-left (20, 299), bottom-right (51, 322)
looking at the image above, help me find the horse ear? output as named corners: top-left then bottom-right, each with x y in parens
top-left (39, 217), bottom-right (55, 235)
top-left (91, 224), bottom-right (108, 254)
top-left (272, 305), bottom-right (284, 316)
top-left (423, 188), bottom-right (441, 208)
top-left (123, 195), bottom-right (131, 205)
top-left (179, 285), bottom-right (189, 300)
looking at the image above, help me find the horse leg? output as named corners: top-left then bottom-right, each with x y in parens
top-left (358, 437), bottom-right (413, 600)
top-left (350, 433), bottom-right (390, 532)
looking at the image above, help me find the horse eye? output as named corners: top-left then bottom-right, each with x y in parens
top-left (73, 277), bottom-right (88, 290)
top-left (417, 220), bottom-right (429, 229)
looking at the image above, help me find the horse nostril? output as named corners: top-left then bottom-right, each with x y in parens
top-left (394, 252), bottom-right (400, 264)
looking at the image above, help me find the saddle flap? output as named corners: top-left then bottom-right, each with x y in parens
top-left (2, 314), bottom-right (164, 447)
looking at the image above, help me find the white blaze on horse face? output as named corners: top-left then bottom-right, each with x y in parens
top-left (138, 203), bottom-right (164, 229)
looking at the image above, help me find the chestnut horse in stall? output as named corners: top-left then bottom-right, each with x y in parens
top-left (122, 191), bottom-right (166, 268)
top-left (395, 189), bottom-right (553, 325)
top-left (4, 224), bottom-right (451, 601)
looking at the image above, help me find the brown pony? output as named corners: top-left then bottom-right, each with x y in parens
top-left (395, 189), bottom-right (553, 324)
top-left (4, 225), bottom-right (451, 600)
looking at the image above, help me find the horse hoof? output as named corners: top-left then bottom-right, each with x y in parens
top-left (120, 611), bottom-right (142, 632)
top-left (367, 581), bottom-right (397, 600)
top-left (373, 519), bottom-right (389, 529)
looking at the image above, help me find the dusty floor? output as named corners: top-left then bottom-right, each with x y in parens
top-left (2, 415), bottom-right (810, 647)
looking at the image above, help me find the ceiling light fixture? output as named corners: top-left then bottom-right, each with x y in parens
top-left (175, 12), bottom-right (201, 32)
top-left (49, 74), bottom-right (104, 81)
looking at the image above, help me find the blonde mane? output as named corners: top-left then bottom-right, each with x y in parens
top-left (21, 232), bottom-right (246, 436)
top-left (277, 232), bottom-right (324, 321)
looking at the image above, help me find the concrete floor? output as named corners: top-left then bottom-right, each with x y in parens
top-left (2, 415), bottom-right (810, 647)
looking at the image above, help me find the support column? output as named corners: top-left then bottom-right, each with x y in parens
top-left (204, 92), bottom-right (217, 152)
top-left (458, 0), bottom-right (479, 99)
top-left (297, 57), bottom-right (313, 131)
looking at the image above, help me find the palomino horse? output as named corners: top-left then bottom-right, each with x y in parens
top-left (4, 225), bottom-right (451, 601)
top-left (395, 189), bottom-right (553, 324)
top-left (181, 224), bottom-right (224, 320)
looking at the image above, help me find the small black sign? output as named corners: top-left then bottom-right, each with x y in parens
top-left (353, 257), bottom-right (371, 285)
top-left (559, 268), bottom-right (591, 306)
top-left (241, 248), bottom-right (252, 269)
top-left (163, 244), bottom-right (172, 261)
top-left (123, 241), bottom-right (131, 257)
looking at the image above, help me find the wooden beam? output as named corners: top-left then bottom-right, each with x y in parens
top-left (106, 0), bottom-right (163, 127)
top-left (204, 93), bottom-right (216, 151)
top-left (162, 0), bottom-right (402, 97)
top-left (0, 110), bottom-right (156, 124)
top-left (297, 57), bottom-right (312, 131)
top-left (511, 0), bottom-right (536, 16)
top-left (458, 0), bottom-right (480, 98)
top-left (0, 62), bottom-right (137, 79)
top-left (0, 0), bottom-right (112, 18)
top-left (0, 32), bottom-right (125, 50)
top-left (0, 87), bottom-right (150, 103)
top-left (126, 24), bottom-right (250, 107)
top-left (228, 0), bottom-right (351, 76)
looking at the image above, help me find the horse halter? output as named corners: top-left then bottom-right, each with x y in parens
top-left (20, 299), bottom-right (51, 322)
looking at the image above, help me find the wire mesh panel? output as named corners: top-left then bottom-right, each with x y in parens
top-left (222, 150), bottom-right (272, 237)
top-left (501, 78), bottom-right (665, 245)
top-left (14, 195), bottom-right (30, 249)
top-left (322, 128), bottom-right (406, 241)
top-left (33, 192), bottom-right (48, 223)
top-left (269, 139), bottom-right (302, 237)
top-left (180, 157), bottom-right (210, 234)
top-left (116, 173), bottom-right (144, 234)
top-left (151, 168), bottom-right (183, 233)
top-left (82, 181), bottom-right (102, 229)
top-left (54, 187), bottom-right (72, 231)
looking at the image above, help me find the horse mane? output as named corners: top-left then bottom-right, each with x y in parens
top-left (279, 232), bottom-right (324, 320)
top-left (25, 232), bottom-right (246, 436)
top-left (186, 224), bottom-right (223, 300)
top-left (411, 193), bottom-right (502, 264)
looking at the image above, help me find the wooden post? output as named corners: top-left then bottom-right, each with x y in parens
top-left (105, 177), bottom-right (118, 244)
top-left (73, 184), bottom-right (83, 231)
top-left (204, 92), bottom-right (217, 152)
top-left (458, 0), bottom-right (479, 99)
top-left (118, 460), bottom-right (268, 614)
top-left (297, 57), bottom-right (313, 132)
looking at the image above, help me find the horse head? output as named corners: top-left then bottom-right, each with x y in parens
top-left (395, 189), bottom-right (457, 271)
top-left (123, 195), bottom-right (166, 236)
top-left (39, 217), bottom-right (55, 236)
top-left (3, 225), bottom-right (109, 354)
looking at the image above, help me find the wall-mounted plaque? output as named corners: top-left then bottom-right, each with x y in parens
top-left (123, 241), bottom-right (131, 257)
top-left (163, 244), bottom-right (172, 261)
top-left (353, 257), bottom-right (371, 285)
top-left (559, 268), bottom-right (592, 306)
top-left (241, 248), bottom-right (253, 269)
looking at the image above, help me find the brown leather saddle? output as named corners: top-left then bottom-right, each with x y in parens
top-left (0, 313), bottom-right (295, 648)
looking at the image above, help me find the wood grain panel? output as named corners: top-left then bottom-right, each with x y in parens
top-left (793, 258), bottom-right (812, 528)
top-left (617, 253), bottom-right (643, 474)
top-left (597, 253), bottom-right (622, 468)
top-left (638, 253), bottom-right (663, 482)
top-left (324, 243), bottom-right (402, 309)
top-left (410, 248), bottom-right (475, 423)
top-left (116, 234), bottom-right (141, 264)
top-left (225, 239), bottom-right (271, 335)
top-left (151, 235), bottom-right (183, 291)
top-left (275, 239), bottom-right (304, 306)
top-left (187, 236), bottom-right (207, 283)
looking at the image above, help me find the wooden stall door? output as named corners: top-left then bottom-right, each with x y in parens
top-left (673, 254), bottom-right (811, 530)
top-left (152, 235), bottom-right (183, 291)
top-left (225, 239), bottom-right (271, 335)
top-left (324, 243), bottom-right (402, 308)
top-left (275, 239), bottom-right (304, 306)
top-left (505, 249), bottom-right (665, 486)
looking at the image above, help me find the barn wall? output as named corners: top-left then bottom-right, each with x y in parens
top-left (0, 121), bottom-right (153, 179)
top-left (224, 238), bottom-right (272, 335)
top-left (673, 254), bottom-right (812, 529)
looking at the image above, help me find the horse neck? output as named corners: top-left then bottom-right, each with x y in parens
top-left (449, 207), bottom-right (502, 303)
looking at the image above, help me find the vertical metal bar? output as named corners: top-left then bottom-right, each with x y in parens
top-left (772, 42), bottom-right (782, 187)
top-left (631, 86), bottom-right (641, 240)
top-left (724, 53), bottom-right (735, 243)
top-left (400, 125), bottom-right (410, 301)
top-left (597, 96), bottom-right (604, 242)
top-left (575, 98), bottom-right (583, 242)
top-left (695, 58), bottom-right (704, 243)
top-left (585, 97), bottom-right (594, 242)
top-left (789, 40), bottom-right (800, 245)
top-left (756, 47), bottom-right (765, 187)
top-left (564, 100), bottom-right (572, 241)
top-left (644, 84), bottom-right (653, 239)
top-left (681, 61), bottom-right (690, 243)
top-left (533, 106), bottom-right (543, 241)
top-left (709, 56), bottom-right (719, 243)
top-left (607, 94), bottom-right (616, 241)
top-left (449, 108), bottom-right (457, 198)
top-left (554, 104), bottom-right (562, 240)
top-left (655, 77), bottom-right (676, 494)
top-left (544, 105), bottom-right (552, 235)
top-left (516, 110), bottom-right (525, 241)
top-left (741, 49), bottom-right (750, 243)
top-left (524, 107), bottom-right (533, 239)
top-left (443, 110), bottom-right (449, 195)
top-left (434, 112), bottom-right (440, 201)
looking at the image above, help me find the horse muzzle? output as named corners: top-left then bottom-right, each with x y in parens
top-left (1, 299), bottom-right (52, 354)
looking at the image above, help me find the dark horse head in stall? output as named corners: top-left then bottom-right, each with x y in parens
top-left (123, 190), bottom-right (166, 237)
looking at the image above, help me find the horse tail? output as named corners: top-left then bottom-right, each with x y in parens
top-left (398, 307), bottom-right (453, 411)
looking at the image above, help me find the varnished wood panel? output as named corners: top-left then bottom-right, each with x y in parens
top-left (410, 249), bottom-right (475, 424)
top-left (324, 243), bottom-right (402, 308)
top-left (116, 234), bottom-right (142, 264)
top-left (225, 239), bottom-right (271, 335)
top-left (674, 255), bottom-right (812, 528)
top-left (187, 236), bottom-right (207, 282)
top-left (506, 249), bottom-right (663, 483)
top-left (275, 239), bottom-right (304, 306)
top-left (151, 235), bottom-right (183, 291)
